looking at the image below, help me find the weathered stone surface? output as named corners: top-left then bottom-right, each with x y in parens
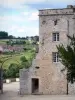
top-left (20, 5), bottom-right (75, 95)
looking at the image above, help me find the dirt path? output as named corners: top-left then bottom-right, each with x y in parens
top-left (0, 82), bottom-right (19, 100)
top-left (0, 82), bottom-right (75, 100)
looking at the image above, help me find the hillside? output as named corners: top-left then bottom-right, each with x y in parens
top-left (0, 39), bottom-right (38, 69)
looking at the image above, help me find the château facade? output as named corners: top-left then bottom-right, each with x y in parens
top-left (20, 5), bottom-right (75, 95)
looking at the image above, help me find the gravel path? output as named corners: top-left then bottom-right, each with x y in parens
top-left (0, 82), bottom-right (75, 100)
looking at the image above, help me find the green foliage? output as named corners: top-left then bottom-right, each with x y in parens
top-left (20, 56), bottom-right (28, 62)
top-left (31, 36), bottom-right (39, 42)
top-left (0, 31), bottom-right (8, 39)
top-left (20, 56), bottom-right (30, 69)
top-left (16, 73), bottom-right (19, 77)
top-left (57, 35), bottom-right (75, 83)
top-left (8, 35), bottom-right (14, 39)
top-left (3, 63), bottom-right (19, 78)
top-left (0, 35), bottom-right (38, 79)
top-left (6, 39), bottom-right (26, 45)
top-left (3, 69), bottom-right (7, 79)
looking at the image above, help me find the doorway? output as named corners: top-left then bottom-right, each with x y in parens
top-left (32, 78), bottom-right (39, 94)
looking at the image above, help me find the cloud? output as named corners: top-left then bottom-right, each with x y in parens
top-left (0, 0), bottom-right (75, 8)
top-left (24, 0), bottom-right (46, 4)
top-left (0, 9), bottom-right (39, 28)
top-left (0, 12), bottom-right (39, 37)
top-left (0, 0), bottom-right (25, 8)
top-left (0, 0), bottom-right (75, 37)
top-left (48, 0), bottom-right (74, 4)
top-left (47, 0), bottom-right (75, 6)
top-left (8, 25), bottom-right (39, 37)
top-left (28, 11), bottom-right (39, 21)
top-left (0, 0), bottom-right (45, 8)
top-left (18, 26), bottom-right (39, 37)
top-left (0, 15), bottom-right (24, 24)
top-left (22, 12), bottom-right (29, 16)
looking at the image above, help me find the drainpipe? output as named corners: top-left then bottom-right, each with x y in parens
top-left (66, 20), bottom-right (69, 95)
top-left (66, 73), bottom-right (68, 95)
top-left (67, 20), bottom-right (69, 43)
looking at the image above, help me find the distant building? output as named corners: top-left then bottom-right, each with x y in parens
top-left (0, 46), bottom-right (3, 53)
top-left (0, 45), bottom-right (24, 53)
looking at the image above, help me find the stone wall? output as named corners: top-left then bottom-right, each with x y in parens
top-left (20, 69), bottom-right (30, 95)
top-left (68, 83), bottom-right (75, 94)
top-left (20, 5), bottom-right (75, 95)
top-left (39, 9), bottom-right (74, 16)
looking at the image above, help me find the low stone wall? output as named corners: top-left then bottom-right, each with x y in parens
top-left (20, 69), bottom-right (30, 95)
top-left (68, 83), bottom-right (75, 95)
top-left (3, 78), bottom-right (20, 84)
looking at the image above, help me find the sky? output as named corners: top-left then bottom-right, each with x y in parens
top-left (0, 0), bottom-right (75, 37)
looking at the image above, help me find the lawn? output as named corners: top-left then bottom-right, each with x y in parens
top-left (0, 39), bottom-right (9, 45)
top-left (0, 39), bottom-right (36, 69)
top-left (0, 50), bottom-right (35, 69)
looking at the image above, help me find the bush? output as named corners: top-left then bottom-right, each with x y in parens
top-left (20, 56), bottom-right (30, 69)
top-left (3, 63), bottom-right (19, 79)
top-left (20, 56), bottom-right (28, 62)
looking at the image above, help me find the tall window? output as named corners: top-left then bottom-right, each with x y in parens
top-left (52, 33), bottom-right (59, 41)
top-left (52, 52), bottom-right (59, 62)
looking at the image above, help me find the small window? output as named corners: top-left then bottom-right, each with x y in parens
top-left (42, 20), bottom-right (46, 25)
top-left (54, 20), bottom-right (57, 25)
top-left (52, 33), bottom-right (59, 41)
top-left (57, 33), bottom-right (59, 41)
top-left (52, 52), bottom-right (59, 62)
top-left (35, 66), bottom-right (40, 69)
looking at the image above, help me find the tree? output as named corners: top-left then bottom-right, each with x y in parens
top-left (6, 63), bottom-right (19, 78)
top-left (20, 56), bottom-right (30, 69)
top-left (57, 35), bottom-right (75, 94)
top-left (31, 36), bottom-right (39, 42)
top-left (8, 35), bottom-right (14, 39)
top-left (0, 31), bottom-right (8, 39)
top-left (0, 55), bottom-right (13, 93)
top-left (33, 36), bottom-right (39, 42)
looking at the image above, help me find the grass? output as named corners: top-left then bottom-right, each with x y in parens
top-left (0, 39), bottom-right (12, 45)
top-left (0, 50), bottom-right (35, 69)
top-left (0, 39), bottom-right (36, 69)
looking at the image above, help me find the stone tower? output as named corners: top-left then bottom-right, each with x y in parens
top-left (20, 5), bottom-right (75, 95)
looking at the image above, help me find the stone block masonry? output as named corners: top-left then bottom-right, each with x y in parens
top-left (20, 5), bottom-right (75, 95)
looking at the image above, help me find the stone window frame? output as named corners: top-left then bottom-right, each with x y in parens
top-left (52, 52), bottom-right (59, 62)
top-left (52, 32), bottom-right (59, 41)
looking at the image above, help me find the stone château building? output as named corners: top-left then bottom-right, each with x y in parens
top-left (20, 5), bottom-right (75, 95)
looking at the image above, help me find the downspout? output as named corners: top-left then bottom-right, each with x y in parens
top-left (66, 73), bottom-right (68, 95)
top-left (67, 20), bottom-right (69, 43)
top-left (66, 20), bottom-right (69, 95)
